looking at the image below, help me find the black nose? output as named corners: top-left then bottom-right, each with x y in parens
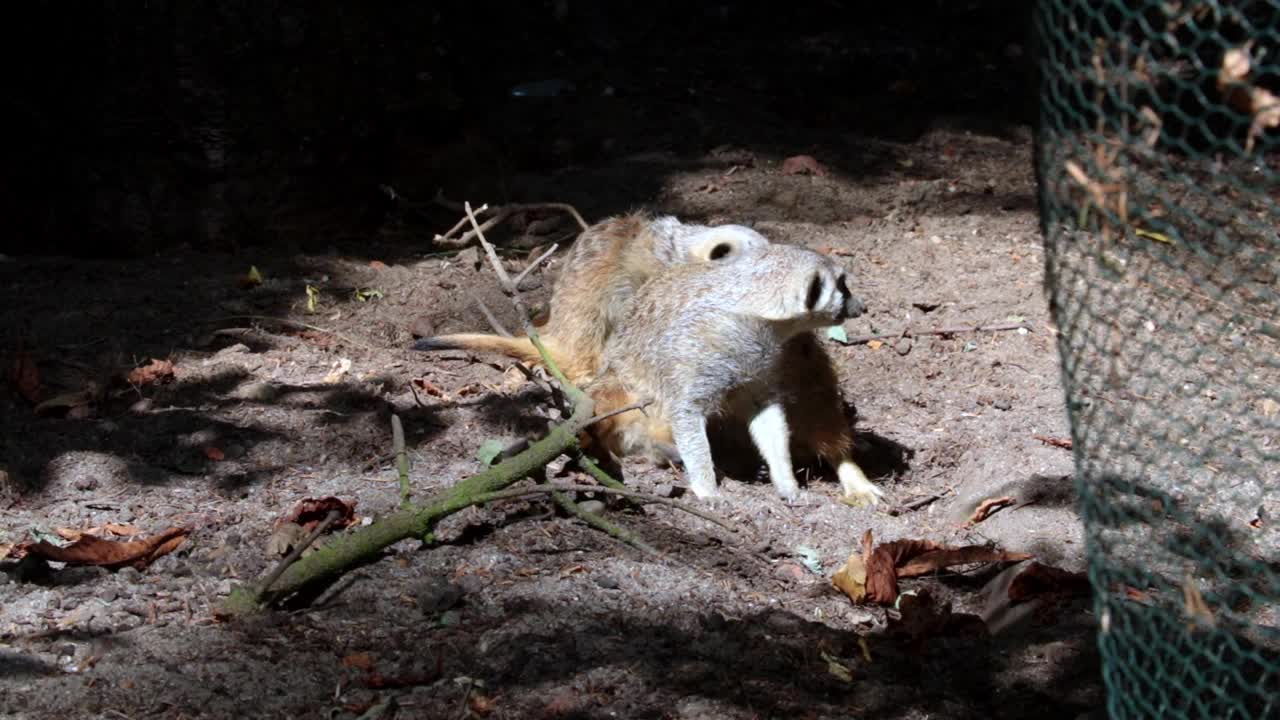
top-left (843, 296), bottom-right (866, 320)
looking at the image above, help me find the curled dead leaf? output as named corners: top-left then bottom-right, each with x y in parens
top-left (966, 496), bottom-right (1016, 526)
top-left (834, 530), bottom-right (1032, 606)
top-left (781, 154), bottom-right (828, 177)
top-left (126, 358), bottom-right (176, 387)
top-left (10, 527), bottom-right (189, 570)
top-left (280, 496), bottom-right (358, 532)
top-left (8, 343), bottom-right (41, 403)
top-left (1006, 562), bottom-right (1091, 602)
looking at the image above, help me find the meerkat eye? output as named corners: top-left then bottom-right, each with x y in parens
top-left (805, 273), bottom-right (824, 310)
top-left (708, 242), bottom-right (732, 260)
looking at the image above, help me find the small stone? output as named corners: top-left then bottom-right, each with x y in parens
top-left (129, 398), bottom-right (153, 414)
top-left (894, 338), bottom-right (912, 356)
top-left (73, 476), bottom-right (100, 492)
top-left (652, 483), bottom-right (676, 499)
top-left (236, 382), bottom-right (280, 402)
top-left (117, 567), bottom-right (141, 583)
top-left (993, 398), bottom-right (1013, 411)
top-left (593, 574), bottom-right (620, 590)
top-left (99, 588), bottom-right (118, 603)
top-left (215, 343), bottom-right (251, 357)
top-left (577, 500), bottom-right (606, 515)
top-left (416, 579), bottom-right (464, 614)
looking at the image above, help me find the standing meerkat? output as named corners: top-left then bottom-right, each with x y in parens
top-left (584, 243), bottom-right (882, 504)
top-left (412, 212), bottom-right (771, 383)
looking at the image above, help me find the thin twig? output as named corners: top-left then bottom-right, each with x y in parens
top-left (463, 202), bottom-right (577, 394)
top-left (513, 243), bottom-right (560, 290)
top-left (585, 400), bottom-right (652, 428)
top-left (209, 315), bottom-right (373, 350)
top-left (259, 510), bottom-right (341, 599)
top-left (837, 322), bottom-right (1033, 346)
top-left (474, 482), bottom-right (737, 532)
top-left (392, 415), bottom-right (412, 507)
top-left (576, 451), bottom-right (645, 512)
top-left (437, 193), bottom-right (589, 248)
top-left (471, 293), bottom-right (512, 338)
top-left (550, 489), bottom-right (660, 556)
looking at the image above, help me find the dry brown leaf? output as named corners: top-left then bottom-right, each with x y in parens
top-left (898, 546), bottom-right (1033, 577)
top-left (413, 377), bottom-right (448, 399)
top-left (203, 446), bottom-right (226, 461)
top-left (888, 589), bottom-right (987, 652)
top-left (1007, 562), bottom-right (1091, 602)
top-left (342, 652), bottom-right (375, 671)
top-left (10, 527), bottom-right (188, 570)
top-left (281, 496), bottom-right (358, 532)
top-left (831, 530), bottom-right (873, 602)
top-left (369, 260), bottom-right (388, 270)
top-left (966, 496), bottom-right (1016, 525)
top-left (1218, 45), bottom-right (1280, 152)
top-left (781, 154), bottom-right (828, 177)
top-left (33, 388), bottom-right (97, 416)
top-left (126, 358), bottom-right (176, 387)
top-left (9, 343), bottom-right (41, 403)
top-left (867, 340), bottom-right (884, 350)
top-left (1033, 434), bottom-right (1073, 450)
top-left (470, 694), bottom-right (498, 717)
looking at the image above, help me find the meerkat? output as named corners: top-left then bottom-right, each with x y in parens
top-left (411, 212), bottom-right (771, 383)
top-left (583, 243), bottom-right (883, 505)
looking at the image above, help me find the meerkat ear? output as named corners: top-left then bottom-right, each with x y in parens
top-left (708, 242), bottom-right (733, 260)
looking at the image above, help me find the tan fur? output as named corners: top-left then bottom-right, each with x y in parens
top-left (412, 212), bottom-right (770, 383)
top-left (584, 243), bottom-right (883, 504)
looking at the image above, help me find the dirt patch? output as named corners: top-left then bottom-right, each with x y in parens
top-left (0, 118), bottom-right (1107, 719)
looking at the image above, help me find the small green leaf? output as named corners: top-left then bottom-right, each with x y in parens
top-left (795, 545), bottom-right (823, 574)
top-left (1005, 314), bottom-right (1025, 323)
top-left (475, 439), bottom-right (505, 466)
top-left (305, 285), bottom-right (320, 313)
top-left (826, 325), bottom-right (849, 344)
top-left (353, 288), bottom-right (384, 302)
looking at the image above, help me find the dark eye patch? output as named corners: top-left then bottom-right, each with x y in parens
top-left (836, 275), bottom-right (850, 297)
top-left (805, 273), bottom-right (823, 310)
top-left (708, 242), bottom-right (732, 260)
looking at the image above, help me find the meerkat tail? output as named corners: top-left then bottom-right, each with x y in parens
top-left (412, 333), bottom-right (547, 364)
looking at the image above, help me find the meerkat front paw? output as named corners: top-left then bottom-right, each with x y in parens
top-left (836, 460), bottom-right (883, 507)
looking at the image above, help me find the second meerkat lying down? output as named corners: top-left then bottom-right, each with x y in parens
top-left (412, 212), bottom-right (771, 383)
top-left (584, 242), bottom-right (884, 505)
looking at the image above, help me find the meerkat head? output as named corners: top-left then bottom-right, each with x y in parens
top-left (748, 245), bottom-right (866, 329)
top-left (684, 224), bottom-right (771, 263)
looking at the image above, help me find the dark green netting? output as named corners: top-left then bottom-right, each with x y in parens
top-left (1033, 1), bottom-right (1280, 717)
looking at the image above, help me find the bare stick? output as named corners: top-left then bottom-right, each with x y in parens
top-left (471, 293), bottom-right (512, 338)
top-left (473, 482), bottom-right (737, 532)
top-left (585, 400), bottom-right (652, 428)
top-left (259, 510), bottom-right (341, 599)
top-left (836, 322), bottom-right (1033, 346)
top-left (513, 243), bottom-right (560, 289)
top-left (463, 202), bottom-right (577, 394)
top-left (437, 194), bottom-right (589, 248)
top-left (209, 315), bottom-right (374, 351)
top-left (550, 489), bottom-right (660, 556)
top-left (392, 414), bottom-right (411, 507)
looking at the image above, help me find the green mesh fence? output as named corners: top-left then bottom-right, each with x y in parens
top-left (1033, 1), bottom-right (1280, 717)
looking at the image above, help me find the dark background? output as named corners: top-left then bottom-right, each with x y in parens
top-left (1, 0), bottom-right (1035, 260)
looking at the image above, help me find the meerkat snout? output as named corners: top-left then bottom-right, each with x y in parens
top-left (837, 275), bottom-right (867, 320)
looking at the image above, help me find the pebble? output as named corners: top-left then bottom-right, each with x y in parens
top-left (577, 500), bottom-right (606, 515)
top-left (593, 574), bottom-right (620, 590)
top-left (993, 398), bottom-right (1013, 411)
top-left (652, 483), bottom-right (676, 498)
top-left (894, 338), bottom-right (912, 356)
top-left (73, 476), bottom-right (100, 492)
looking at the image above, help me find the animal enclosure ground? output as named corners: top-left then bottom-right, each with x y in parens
top-left (0, 121), bottom-right (1104, 719)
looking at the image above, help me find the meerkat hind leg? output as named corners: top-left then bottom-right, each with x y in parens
top-left (748, 403), bottom-right (801, 501)
top-left (670, 414), bottom-right (720, 498)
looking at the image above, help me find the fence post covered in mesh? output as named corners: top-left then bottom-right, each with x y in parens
top-left (1033, 1), bottom-right (1280, 717)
